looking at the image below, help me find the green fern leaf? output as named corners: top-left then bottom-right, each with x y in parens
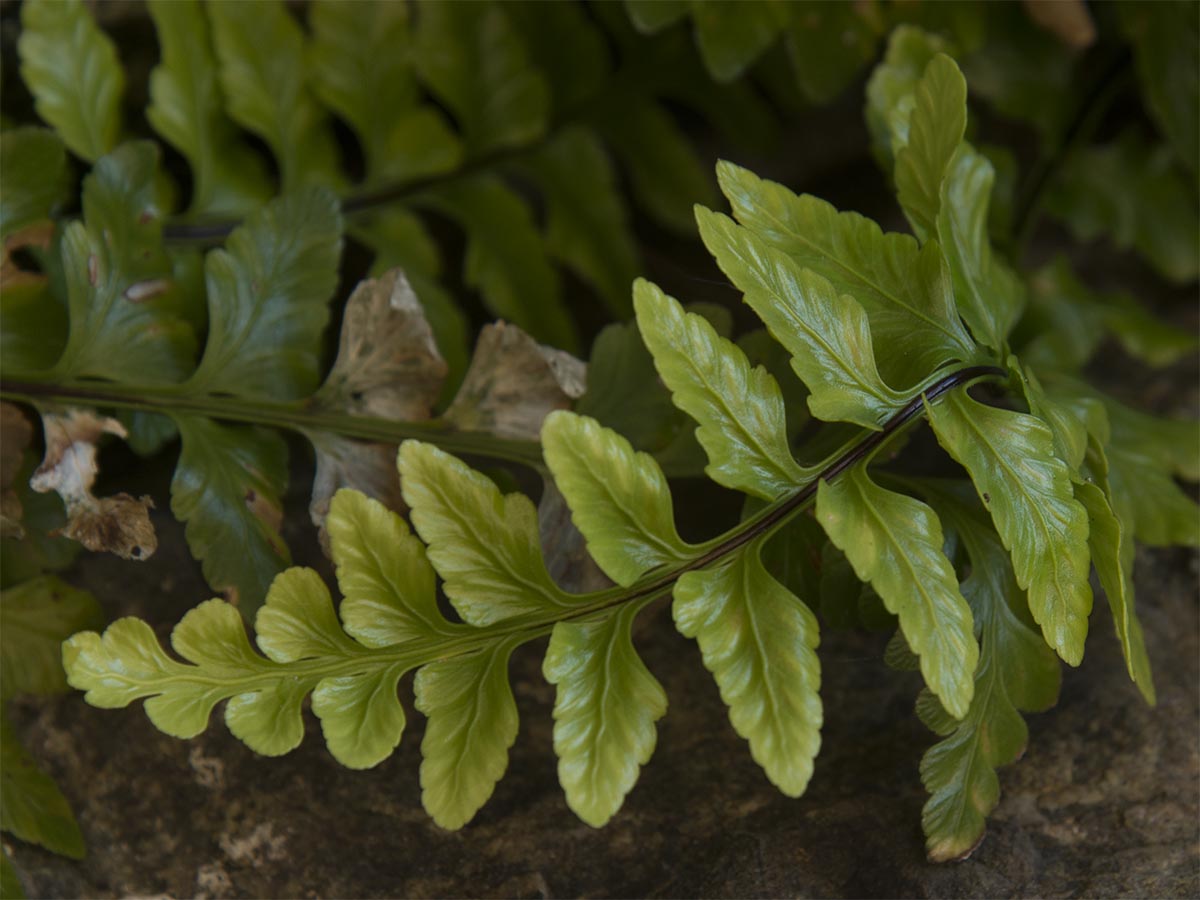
top-left (327, 490), bottom-right (455, 645)
top-left (714, 162), bottom-right (977, 388)
top-left (865, 25), bottom-right (952, 172)
top-left (0, 128), bottom-right (68, 241)
top-left (399, 442), bottom-right (578, 626)
top-left (913, 481), bottom-right (1060, 862)
top-left (696, 210), bottom-right (911, 429)
top-left (784, 1), bottom-right (881, 105)
top-left (894, 55), bottom-right (967, 241)
top-left (0, 128), bottom-right (70, 372)
top-left (544, 600), bottom-right (667, 827)
top-left (1075, 458), bottom-right (1155, 704)
top-left (414, 637), bottom-right (521, 830)
top-left (170, 417), bottom-right (290, 612)
top-left (52, 143), bottom-right (195, 383)
top-left (145, 0), bottom-right (271, 216)
top-left (633, 278), bottom-right (811, 498)
top-left (308, 0), bottom-right (462, 184)
top-left (503, 1), bottom-right (610, 114)
top-left (673, 540), bottom-right (821, 796)
top-left (591, 93), bottom-right (717, 235)
top-left (207, 0), bottom-right (341, 190)
top-left (18, 0), bottom-right (123, 162)
top-left (937, 145), bottom-right (1025, 352)
top-left (690, 0), bottom-right (786, 82)
top-left (523, 129), bottom-right (638, 318)
top-left (420, 176), bottom-right (575, 352)
top-left (1, 576), bottom-right (102, 698)
top-left (817, 468), bottom-right (978, 718)
top-left (624, 0), bottom-right (689, 34)
top-left (415, 2), bottom-right (549, 156)
top-left (1104, 411), bottom-right (1200, 548)
top-left (927, 391), bottom-right (1093, 665)
top-left (187, 187), bottom-right (343, 399)
top-left (1, 711), bottom-right (85, 860)
top-left (542, 411), bottom-right (692, 587)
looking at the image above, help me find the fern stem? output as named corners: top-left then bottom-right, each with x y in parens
top-left (0, 376), bottom-right (544, 468)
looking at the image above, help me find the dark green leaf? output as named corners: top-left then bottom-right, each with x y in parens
top-left (52, 143), bottom-right (196, 383)
top-left (1119, 0), bottom-right (1199, 180)
top-left (785, 1), bottom-right (882, 104)
top-left (188, 187), bottom-right (343, 400)
top-left (415, 2), bottom-right (549, 156)
top-left (420, 176), bottom-right (575, 352)
top-left (207, 0), bottom-right (341, 190)
top-left (0, 128), bottom-right (68, 241)
top-left (170, 416), bottom-right (290, 612)
top-left (146, 0), bottom-right (272, 215)
top-left (591, 92), bottom-right (717, 235)
top-left (690, 0), bottom-right (786, 82)
top-left (522, 128), bottom-right (638, 318)
top-left (1, 576), bottom-right (102, 699)
top-left (1045, 135), bottom-right (1200, 284)
top-left (0, 712), bottom-right (85, 859)
top-left (18, 0), bottom-right (123, 162)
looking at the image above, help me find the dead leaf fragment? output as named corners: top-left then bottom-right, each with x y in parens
top-left (308, 432), bottom-right (406, 554)
top-left (444, 322), bottom-right (587, 440)
top-left (1023, 0), bottom-right (1096, 48)
top-left (30, 409), bottom-right (157, 560)
top-left (308, 269), bottom-right (446, 542)
top-left (315, 267), bottom-right (447, 420)
top-left (1, 402), bottom-right (34, 538)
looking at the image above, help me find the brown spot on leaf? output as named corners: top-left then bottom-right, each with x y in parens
top-left (88, 254), bottom-right (99, 285)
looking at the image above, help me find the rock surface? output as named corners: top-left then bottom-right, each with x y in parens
top-left (4, 498), bottom-right (1198, 898)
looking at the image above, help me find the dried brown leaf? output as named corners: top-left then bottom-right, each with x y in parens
top-left (308, 268), bottom-right (447, 542)
top-left (444, 322), bottom-right (587, 440)
top-left (315, 267), bottom-right (447, 420)
top-left (29, 409), bottom-right (157, 560)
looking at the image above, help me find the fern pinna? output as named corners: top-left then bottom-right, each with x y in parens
top-left (57, 35), bottom-right (1199, 861)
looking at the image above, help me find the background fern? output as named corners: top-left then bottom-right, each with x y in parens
top-left (2, 0), bottom-right (1198, 891)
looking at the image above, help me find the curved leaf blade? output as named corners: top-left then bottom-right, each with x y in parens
top-left (817, 468), bottom-right (978, 718)
top-left (673, 542), bottom-right (821, 796)
top-left (327, 489), bottom-right (453, 646)
top-left (696, 211), bottom-right (908, 429)
top-left (18, 0), bottom-right (123, 162)
top-left (146, 0), bottom-right (271, 216)
top-left (414, 638), bottom-right (520, 830)
top-left (633, 278), bottom-right (811, 497)
top-left (542, 411), bottom-right (691, 587)
top-left (207, 0), bottom-right (341, 189)
top-left (170, 416), bottom-right (290, 613)
top-left (398, 442), bottom-right (576, 626)
top-left (544, 601), bottom-right (667, 827)
top-left (52, 143), bottom-right (196, 384)
top-left (927, 391), bottom-right (1093, 664)
top-left (188, 187), bottom-right (343, 400)
top-left (715, 160), bottom-right (976, 387)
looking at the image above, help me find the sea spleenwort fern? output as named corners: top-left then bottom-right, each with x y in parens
top-left (57, 41), bottom-right (1200, 861)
